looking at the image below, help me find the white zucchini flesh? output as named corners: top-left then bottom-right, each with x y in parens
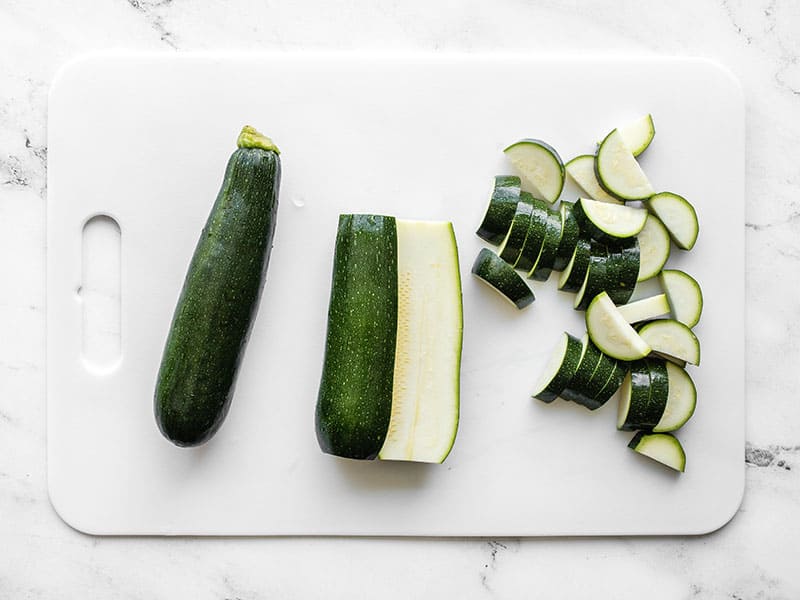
top-left (595, 129), bottom-right (655, 201)
top-left (636, 214), bottom-right (671, 281)
top-left (647, 192), bottom-right (699, 251)
top-left (578, 197), bottom-right (648, 238)
top-left (660, 269), bottom-right (703, 328)
top-left (565, 155), bottom-right (622, 204)
top-left (617, 114), bottom-right (656, 157)
top-left (654, 362), bottom-right (697, 432)
top-left (379, 220), bottom-right (462, 463)
top-left (638, 319), bottom-right (700, 366)
top-left (628, 432), bottom-right (686, 472)
top-left (504, 139), bottom-right (565, 204)
top-left (585, 291), bottom-right (651, 361)
top-left (615, 293), bottom-right (671, 324)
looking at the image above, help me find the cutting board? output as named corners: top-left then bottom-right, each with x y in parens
top-left (47, 53), bottom-right (745, 536)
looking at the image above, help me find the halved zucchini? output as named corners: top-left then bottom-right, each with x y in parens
top-left (636, 214), bottom-right (671, 281)
top-left (628, 432), bottom-right (686, 472)
top-left (660, 270), bottom-right (703, 328)
top-left (378, 220), bottom-right (463, 463)
top-left (595, 129), bottom-right (655, 201)
top-left (647, 192), bottom-right (699, 251)
top-left (504, 139), bottom-right (565, 204)
top-left (564, 155), bottom-right (623, 204)
top-left (585, 291), bottom-right (651, 360)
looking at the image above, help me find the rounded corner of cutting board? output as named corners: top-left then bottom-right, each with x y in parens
top-left (48, 476), bottom-right (107, 537)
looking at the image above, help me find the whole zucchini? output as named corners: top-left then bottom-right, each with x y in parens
top-left (315, 214), bottom-right (398, 460)
top-left (155, 126), bottom-right (281, 447)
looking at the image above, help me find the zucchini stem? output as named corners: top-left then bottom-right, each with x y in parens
top-left (237, 125), bottom-right (280, 154)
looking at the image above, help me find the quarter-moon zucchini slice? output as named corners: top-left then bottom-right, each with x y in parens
top-left (595, 129), bottom-right (655, 201)
top-left (472, 248), bottom-right (535, 309)
top-left (504, 139), bottom-right (565, 204)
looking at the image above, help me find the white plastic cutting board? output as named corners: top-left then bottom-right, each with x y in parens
top-left (47, 54), bottom-right (745, 536)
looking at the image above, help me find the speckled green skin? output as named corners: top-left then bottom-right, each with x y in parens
top-left (155, 135), bottom-right (281, 447)
top-left (316, 214), bottom-right (398, 460)
top-left (619, 360), bottom-right (668, 431)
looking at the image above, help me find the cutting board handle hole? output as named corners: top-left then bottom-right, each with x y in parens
top-left (81, 215), bottom-right (122, 373)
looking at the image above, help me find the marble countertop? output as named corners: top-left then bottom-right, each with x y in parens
top-left (1, 1), bottom-right (799, 597)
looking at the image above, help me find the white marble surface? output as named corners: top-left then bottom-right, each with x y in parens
top-left (1, 0), bottom-right (798, 597)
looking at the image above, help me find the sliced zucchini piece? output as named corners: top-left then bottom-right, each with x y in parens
top-left (647, 192), bottom-right (699, 251)
top-left (636, 214), bottom-right (671, 281)
top-left (497, 195), bottom-right (534, 265)
top-left (476, 175), bottom-right (521, 244)
top-left (654, 362), bottom-right (697, 432)
top-left (532, 332), bottom-right (583, 403)
top-left (564, 154), bottom-right (623, 205)
top-left (660, 270), bottom-right (703, 328)
top-left (553, 201), bottom-right (580, 272)
top-left (472, 248), bottom-right (535, 309)
top-left (515, 193), bottom-right (548, 273)
top-left (564, 351), bottom-right (620, 410)
top-left (617, 114), bottom-right (655, 157)
top-left (558, 237), bottom-right (592, 293)
top-left (605, 238), bottom-right (640, 305)
top-left (652, 352), bottom-right (687, 369)
top-left (378, 220), bottom-right (462, 463)
top-left (504, 139), bottom-right (565, 204)
top-left (527, 207), bottom-right (563, 281)
top-left (595, 129), bottom-right (655, 201)
top-left (615, 293), bottom-right (671, 324)
top-left (593, 361), bottom-right (627, 407)
top-left (573, 242), bottom-right (609, 311)
top-left (637, 319), bottom-right (700, 366)
top-left (573, 197), bottom-right (648, 243)
top-left (586, 291), bottom-right (651, 361)
top-left (559, 336), bottom-right (604, 404)
top-left (617, 360), bottom-right (666, 431)
top-left (628, 432), bottom-right (685, 472)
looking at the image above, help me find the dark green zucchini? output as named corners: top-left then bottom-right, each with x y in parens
top-left (154, 126), bottom-right (281, 447)
top-left (316, 214), bottom-right (398, 460)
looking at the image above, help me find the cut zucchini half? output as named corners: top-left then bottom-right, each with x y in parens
top-left (378, 220), bottom-right (462, 463)
top-left (573, 197), bottom-right (648, 243)
top-left (595, 129), bottom-right (655, 201)
top-left (472, 248), bottom-right (535, 309)
top-left (573, 242), bottom-right (609, 311)
top-left (618, 114), bottom-right (656, 157)
top-left (586, 291), bottom-right (651, 361)
top-left (637, 319), bottom-right (700, 366)
top-left (497, 196), bottom-right (534, 266)
top-left (532, 332), bottom-right (583, 403)
top-left (564, 155), bottom-right (623, 205)
top-left (504, 139), bottom-right (565, 204)
top-left (553, 201), bottom-right (580, 272)
top-left (636, 214), bottom-right (671, 281)
top-left (476, 175), bottom-right (521, 244)
top-left (660, 270), bottom-right (703, 328)
top-left (558, 237), bottom-right (591, 292)
top-left (647, 192), bottom-right (699, 251)
top-left (628, 432), bottom-right (685, 472)
top-left (654, 362), bottom-right (697, 432)
top-left (615, 293), bottom-right (671, 324)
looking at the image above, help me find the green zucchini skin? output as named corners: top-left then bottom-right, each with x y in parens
top-left (316, 214), bottom-right (398, 460)
top-left (155, 126), bottom-right (281, 447)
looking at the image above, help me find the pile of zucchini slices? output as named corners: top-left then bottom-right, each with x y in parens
top-left (473, 114), bottom-right (702, 473)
